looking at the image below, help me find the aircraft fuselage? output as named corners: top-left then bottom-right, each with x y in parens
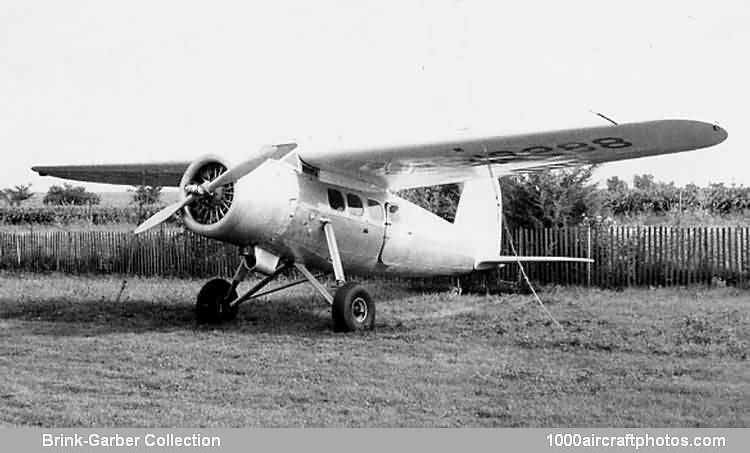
top-left (183, 156), bottom-right (477, 277)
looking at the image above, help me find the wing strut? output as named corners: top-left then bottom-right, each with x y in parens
top-left (321, 220), bottom-right (346, 285)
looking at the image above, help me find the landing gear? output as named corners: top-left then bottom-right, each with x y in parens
top-left (196, 264), bottom-right (376, 332)
top-left (332, 283), bottom-right (375, 332)
top-left (196, 278), bottom-right (239, 324)
top-left (195, 221), bottom-right (376, 332)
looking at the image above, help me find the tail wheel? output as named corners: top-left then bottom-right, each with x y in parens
top-left (196, 278), bottom-right (239, 324)
top-left (332, 283), bottom-right (375, 332)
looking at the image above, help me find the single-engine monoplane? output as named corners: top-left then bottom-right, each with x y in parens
top-left (33, 119), bottom-right (727, 331)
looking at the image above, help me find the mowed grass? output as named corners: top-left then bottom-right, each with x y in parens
top-left (0, 273), bottom-right (747, 427)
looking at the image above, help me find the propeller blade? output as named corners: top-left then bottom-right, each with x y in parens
top-left (134, 195), bottom-right (195, 234)
top-left (204, 144), bottom-right (278, 192)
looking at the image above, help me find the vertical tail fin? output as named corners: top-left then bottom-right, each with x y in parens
top-left (453, 177), bottom-right (502, 258)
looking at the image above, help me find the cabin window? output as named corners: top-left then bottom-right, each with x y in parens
top-left (327, 189), bottom-right (345, 211)
top-left (367, 199), bottom-right (383, 221)
top-left (346, 194), bottom-right (364, 216)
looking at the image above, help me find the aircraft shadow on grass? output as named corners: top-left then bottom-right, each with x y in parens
top-left (0, 296), bottom-right (344, 337)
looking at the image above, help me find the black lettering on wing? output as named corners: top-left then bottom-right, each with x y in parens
top-left (557, 142), bottom-right (596, 152)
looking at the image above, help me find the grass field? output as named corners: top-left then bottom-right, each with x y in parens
top-left (0, 273), bottom-right (747, 427)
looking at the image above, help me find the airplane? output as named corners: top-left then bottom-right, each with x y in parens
top-left (32, 119), bottom-right (727, 331)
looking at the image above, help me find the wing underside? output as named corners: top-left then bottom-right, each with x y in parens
top-left (300, 119), bottom-right (727, 190)
top-left (31, 162), bottom-right (191, 187)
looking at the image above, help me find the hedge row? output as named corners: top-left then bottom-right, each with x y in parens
top-left (0, 205), bottom-right (178, 225)
top-left (604, 183), bottom-right (750, 216)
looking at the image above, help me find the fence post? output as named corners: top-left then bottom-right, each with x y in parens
top-left (587, 226), bottom-right (592, 287)
top-left (743, 227), bottom-right (746, 287)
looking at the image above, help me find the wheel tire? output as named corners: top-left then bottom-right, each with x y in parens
top-left (332, 283), bottom-right (375, 332)
top-left (196, 278), bottom-right (239, 324)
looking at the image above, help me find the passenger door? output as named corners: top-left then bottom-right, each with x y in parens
top-left (379, 201), bottom-right (410, 266)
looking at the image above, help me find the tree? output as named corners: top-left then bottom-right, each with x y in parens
top-left (398, 184), bottom-right (461, 222)
top-left (603, 174), bottom-right (683, 215)
top-left (130, 185), bottom-right (163, 206)
top-left (633, 174), bottom-right (656, 191)
top-left (606, 176), bottom-right (628, 193)
top-left (2, 184), bottom-right (34, 206)
top-left (43, 184), bottom-right (100, 206)
top-left (500, 166), bottom-right (600, 229)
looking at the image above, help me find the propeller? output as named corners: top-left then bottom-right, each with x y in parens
top-left (133, 144), bottom-right (285, 234)
top-left (133, 195), bottom-right (196, 235)
top-left (202, 145), bottom-right (277, 192)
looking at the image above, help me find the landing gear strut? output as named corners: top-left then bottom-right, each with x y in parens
top-left (320, 219), bottom-right (375, 331)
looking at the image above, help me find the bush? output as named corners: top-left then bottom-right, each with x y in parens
top-left (1, 184), bottom-right (34, 206)
top-left (130, 185), bottom-right (163, 207)
top-left (703, 183), bottom-right (750, 214)
top-left (603, 176), bottom-right (750, 217)
top-left (43, 184), bottom-right (100, 206)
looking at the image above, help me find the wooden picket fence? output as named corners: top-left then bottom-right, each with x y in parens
top-left (489, 226), bottom-right (750, 289)
top-left (0, 230), bottom-right (239, 279)
top-left (0, 226), bottom-right (748, 288)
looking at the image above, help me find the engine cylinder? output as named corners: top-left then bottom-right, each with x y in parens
top-left (179, 154), bottom-right (239, 239)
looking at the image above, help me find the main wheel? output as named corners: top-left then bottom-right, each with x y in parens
top-left (196, 278), bottom-right (239, 324)
top-left (332, 283), bottom-right (375, 332)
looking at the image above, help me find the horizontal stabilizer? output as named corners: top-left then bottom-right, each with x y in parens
top-left (475, 255), bottom-right (593, 271)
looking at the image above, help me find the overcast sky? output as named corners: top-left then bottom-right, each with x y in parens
top-left (1, 0), bottom-right (747, 192)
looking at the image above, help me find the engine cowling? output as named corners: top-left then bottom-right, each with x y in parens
top-left (179, 154), bottom-right (239, 238)
top-left (176, 151), bottom-right (300, 250)
top-left (131, 143), bottom-right (299, 243)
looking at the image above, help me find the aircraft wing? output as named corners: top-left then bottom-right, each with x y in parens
top-left (299, 120), bottom-right (727, 190)
top-left (31, 162), bottom-right (191, 187)
top-left (475, 255), bottom-right (594, 271)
